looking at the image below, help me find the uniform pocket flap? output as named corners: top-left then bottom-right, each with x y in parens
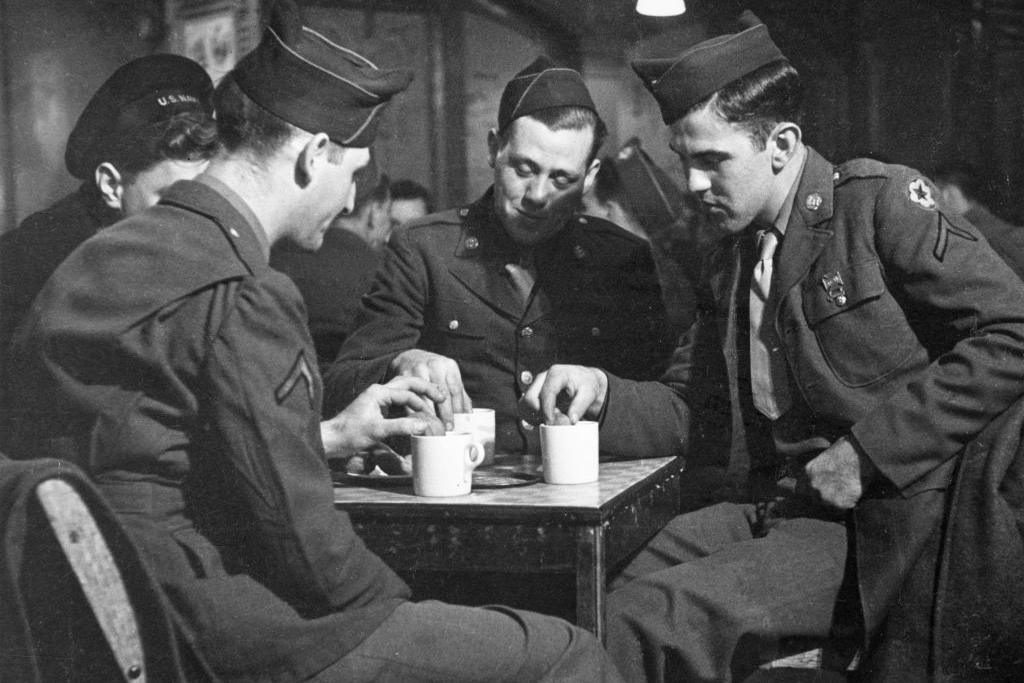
top-left (803, 259), bottom-right (886, 327)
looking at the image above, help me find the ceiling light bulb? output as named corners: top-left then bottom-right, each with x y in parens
top-left (636, 0), bottom-right (686, 17)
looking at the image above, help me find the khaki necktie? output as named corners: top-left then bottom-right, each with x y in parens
top-left (749, 229), bottom-right (792, 419)
top-left (504, 252), bottom-right (537, 306)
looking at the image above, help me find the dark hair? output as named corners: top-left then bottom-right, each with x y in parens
top-left (590, 156), bottom-right (622, 204)
top-left (497, 106), bottom-right (607, 164)
top-left (389, 179), bottom-right (434, 213)
top-left (213, 74), bottom-right (299, 160)
top-left (109, 111), bottom-right (218, 181)
top-left (689, 59), bottom-right (803, 150)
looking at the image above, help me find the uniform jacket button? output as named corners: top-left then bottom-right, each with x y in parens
top-left (520, 370), bottom-right (534, 385)
top-left (465, 236), bottom-right (479, 249)
top-left (448, 319), bottom-right (459, 331)
top-left (459, 207), bottom-right (469, 217)
top-left (590, 326), bottom-right (601, 337)
top-left (520, 326), bottom-right (534, 337)
top-left (573, 244), bottom-right (586, 260)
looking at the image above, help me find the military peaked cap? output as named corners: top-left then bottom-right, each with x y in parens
top-left (65, 54), bottom-right (213, 179)
top-left (632, 10), bottom-right (785, 124)
top-left (232, 0), bottom-right (412, 147)
top-left (498, 56), bottom-right (596, 131)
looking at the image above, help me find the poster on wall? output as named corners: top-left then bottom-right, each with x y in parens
top-left (182, 10), bottom-right (237, 83)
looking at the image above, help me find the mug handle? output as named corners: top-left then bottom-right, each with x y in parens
top-left (464, 443), bottom-right (484, 476)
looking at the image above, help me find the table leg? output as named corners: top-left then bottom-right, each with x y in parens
top-left (575, 524), bottom-right (606, 642)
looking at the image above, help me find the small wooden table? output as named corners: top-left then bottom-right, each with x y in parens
top-left (334, 455), bottom-right (681, 641)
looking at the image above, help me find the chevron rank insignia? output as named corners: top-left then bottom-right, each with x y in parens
top-left (276, 351), bottom-right (315, 405)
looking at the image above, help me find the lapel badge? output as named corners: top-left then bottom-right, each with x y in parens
top-left (908, 178), bottom-right (936, 209)
top-left (821, 271), bottom-right (847, 306)
top-left (465, 236), bottom-right (479, 249)
top-left (805, 193), bottom-right (823, 211)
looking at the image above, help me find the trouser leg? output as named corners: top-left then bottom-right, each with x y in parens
top-left (313, 600), bottom-right (623, 682)
top-left (606, 503), bottom-right (847, 683)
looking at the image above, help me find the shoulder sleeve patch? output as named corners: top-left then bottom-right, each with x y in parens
top-left (908, 178), bottom-right (936, 210)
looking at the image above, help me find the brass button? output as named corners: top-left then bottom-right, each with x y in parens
top-left (520, 370), bottom-right (534, 385)
top-left (459, 207), bottom-right (469, 217)
top-left (578, 216), bottom-right (588, 224)
top-left (520, 326), bottom-right (534, 337)
top-left (465, 236), bottom-right (479, 249)
top-left (836, 294), bottom-right (847, 306)
top-left (590, 326), bottom-right (601, 337)
top-left (448, 319), bottom-right (459, 331)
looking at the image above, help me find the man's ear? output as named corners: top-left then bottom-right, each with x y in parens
top-left (296, 132), bottom-right (332, 188)
top-left (768, 122), bottom-right (802, 173)
top-left (94, 163), bottom-right (124, 212)
top-left (486, 129), bottom-right (500, 170)
top-left (581, 157), bottom-right (601, 196)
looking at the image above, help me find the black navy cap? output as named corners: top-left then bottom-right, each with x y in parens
top-left (497, 56), bottom-right (596, 131)
top-left (610, 138), bottom-right (685, 233)
top-left (232, 0), bottom-right (412, 147)
top-left (65, 54), bottom-right (213, 179)
top-left (632, 10), bottom-right (785, 124)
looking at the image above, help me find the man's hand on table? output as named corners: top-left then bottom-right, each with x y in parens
top-left (519, 364), bottom-right (608, 426)
top-left (390, 349), bottom-right (471, 429)
top-left (321, 376), bottom-right (446, 458)
top-left (804, 436), bottom-right (878, 510)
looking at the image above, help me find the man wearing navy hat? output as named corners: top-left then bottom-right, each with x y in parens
top-left (5, 3), bottom-right (620, 680)
top-left (324, 56), bottom-right (674, 456)
top-left (522, 10), bottom-right (1024, 680)
top-left (0, 54), bottom-right (217, 412)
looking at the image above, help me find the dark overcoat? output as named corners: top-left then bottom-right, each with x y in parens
top-left (324, 188), bottom-right (675, 454)
top-left (6, 179), bottom-right (409, 682)
top-left (597, 148), bottom-right (1024, 672)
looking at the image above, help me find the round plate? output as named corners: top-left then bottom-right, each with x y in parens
top-left (333, 472), bottom-right (412, 487)
top-left (472, 471), bottom-right (541, 489)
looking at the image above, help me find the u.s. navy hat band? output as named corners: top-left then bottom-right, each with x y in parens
top-left (232, 0), bottom-right (412, 148)
top-left (632, 10), bottom-right (785, 124)
top-left (498, 55), bottom-right (596, 131)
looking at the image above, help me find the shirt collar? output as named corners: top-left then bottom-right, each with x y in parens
top-left (194, 173), bottom-right (271, 261)
top-left (771, 147), bottom-right (808, 238)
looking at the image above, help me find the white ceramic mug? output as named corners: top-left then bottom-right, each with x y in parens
top-left (452, 408), bottom-right (496, 466)
top-left (540, 421), bottom-right (599, 484)
top-left (412, 431), bottom-right (484, 497)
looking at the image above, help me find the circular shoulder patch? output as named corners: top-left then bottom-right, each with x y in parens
top-left (908, 178), bottom-right (936, 209)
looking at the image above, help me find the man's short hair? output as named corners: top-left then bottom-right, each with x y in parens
top-left (389, 179), bottom-right (434, 214)
top-left (213, 74), bottom-right (301, 161)
top-left (689, 59), bottom-right (804, 151)
top-left (108, 111), bottom-right (218, 181)
top-left (495, 105), bottom-right (607, 165)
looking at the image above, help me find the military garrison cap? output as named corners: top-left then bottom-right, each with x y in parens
top-left (232, 0), bottom-right (412, 147)
top-left (65, 54), bottom-right (213, 179)
top-left (498, 56), bottom-right (596, 131)
top-left (610, 138), bottom-right (685, 233)
top-left (632, 10), bottom-right (785, 124)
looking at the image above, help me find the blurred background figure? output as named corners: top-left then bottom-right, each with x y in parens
top-left (388, 178), bottom-right (434, 232)
top-left (271, 158), bottom-right (393, 371)
top-left (582, 137), bottom-right (710, 338)
top-left (933, 161), bottom-right (1024, 280)
top-left (0, 54), bottom-right (217, 357)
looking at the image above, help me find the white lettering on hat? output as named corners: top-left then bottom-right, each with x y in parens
top-left (157, 93), bottom-right (200, 106)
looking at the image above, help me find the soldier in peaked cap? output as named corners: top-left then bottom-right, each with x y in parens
top-left (522, 10), bottom-right (1024, 680)
top-left (0, 54), bottom-right (217, 426)
top-left (5, 2), bottom-right (620, 680)
top-left (325, 56), bottom-right (674, 457)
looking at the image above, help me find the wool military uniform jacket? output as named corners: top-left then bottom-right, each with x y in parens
top-left (596, 148), bottom-right (1024, 655)
top-left (6, 179), bottom-right (410, 682)
top-left (324, 188), bottom-right (675, 455)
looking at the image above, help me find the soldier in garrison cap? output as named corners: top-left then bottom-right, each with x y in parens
top-left (325, 55), bottom-right (674, 457)
top-left (5, 2), bottom-right (620, 680)
top-left (0, 54), bottom-right (217, 411)
top-left (523, 9), bottom-right (1024, 680)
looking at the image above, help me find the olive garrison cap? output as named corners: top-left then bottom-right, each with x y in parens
top-left (232, 0), bottom-right (412, 147)
top-left (632, 10), bottom-right (785, 124)
top-left (65, 54), bottom-right (213, 179)
top-left (610, 138), bottom-right (685, 233)
top-left (498, 56), bottom-right (596, 131)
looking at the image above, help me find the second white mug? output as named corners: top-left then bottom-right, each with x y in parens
top-left (412, 431), bottom-right (484, 497)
